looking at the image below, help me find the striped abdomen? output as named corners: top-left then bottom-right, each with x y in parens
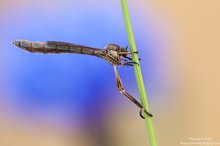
top-left (12, 40), bottom-right (103, 58)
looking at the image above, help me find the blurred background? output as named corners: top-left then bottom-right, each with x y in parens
top-left (0, 0), bottom-right (219, 145)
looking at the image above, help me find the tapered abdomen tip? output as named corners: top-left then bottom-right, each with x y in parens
top-left (12, 40), bottom-right (21, 47)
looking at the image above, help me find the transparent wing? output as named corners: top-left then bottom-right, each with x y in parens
top-left (47, 41), bottom-right (98, 50)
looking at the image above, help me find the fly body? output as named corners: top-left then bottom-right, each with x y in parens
top-left (13, 40), bottom-right (153, 118)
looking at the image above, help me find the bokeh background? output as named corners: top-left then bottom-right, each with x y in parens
top-left (0, 0), bottom-right (219, 146)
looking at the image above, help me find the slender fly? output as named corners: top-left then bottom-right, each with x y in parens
top-left (12, 40), bottom-right (153, 118)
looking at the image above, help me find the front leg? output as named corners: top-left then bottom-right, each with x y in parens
top-left (118, 51), bottom-right (138, 55)
top-left (123, 61), bottom-right (139, 66)
top-left (118, 51), bottom-right (141, 61)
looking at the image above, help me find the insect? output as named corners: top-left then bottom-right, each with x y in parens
top-left (12, 40), bottom-right (153, 118)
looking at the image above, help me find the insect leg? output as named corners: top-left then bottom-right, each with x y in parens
top-left (113, 66), bottom-right (153, 118)
top-left (119, 51), bottom-right (139, 55)
top-left (119, 52), bottom-right (141, 61)
top-left (123, 56), bottom-right (132, 60)
top-left (122, 56), bottom-right (141, 61)
top-left (123, 61), bottom-right (139, 66)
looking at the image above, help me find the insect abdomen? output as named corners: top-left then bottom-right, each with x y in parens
top-left (13, 40), bottom-right (101, 56)
top-left (13, 40), bottom-right (62, 53)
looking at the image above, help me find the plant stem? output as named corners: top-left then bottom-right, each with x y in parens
top-left (120, 0), bottom-right (158, 146)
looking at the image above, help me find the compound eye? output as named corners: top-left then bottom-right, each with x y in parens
top-left (121, 47), bottom-right (127, 57)
top-left (121, 47), bottom-right (126, 52)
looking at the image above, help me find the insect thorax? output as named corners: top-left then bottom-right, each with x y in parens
top-left (104, 44), bottom-right (120, 58)
top-left (104, 44), bottom-right (120, 50)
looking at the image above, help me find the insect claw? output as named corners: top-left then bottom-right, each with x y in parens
top-left (146, 111), bottom-right (153, 117)
top-left (132, 61), bottom-right (139, 65)
top-left (139, 108), bottom-right (145, 119)
top-left (131, 51), bottom-right (138, 54)
top-left (139, 108), bottom-right (153, 119)
top-left (133, 61), bottom-right (139, 65)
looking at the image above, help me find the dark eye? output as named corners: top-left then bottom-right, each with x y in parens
top-left (121, 48), bottom-right (126, 52)
top-left (121, 47), bottom-right (127, 57)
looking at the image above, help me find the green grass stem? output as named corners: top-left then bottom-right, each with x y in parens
top-left (120, 0), bottom-right (158, 146)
